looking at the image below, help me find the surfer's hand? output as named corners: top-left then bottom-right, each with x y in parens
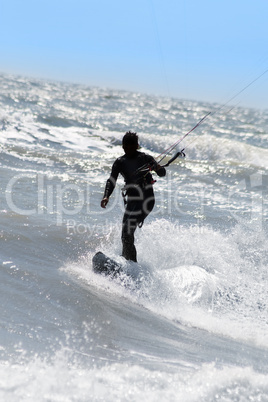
top-left (155, 163), bottom-right (166, 177)
top-left (101, 197), bottom-right (109, 208)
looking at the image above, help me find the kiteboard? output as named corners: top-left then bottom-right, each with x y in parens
top-left (92, 251), bottom-right (124, 276)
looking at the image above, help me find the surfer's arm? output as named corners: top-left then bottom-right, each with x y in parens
top-left (101, 178), bottom-right (116, 208)
top-left (101, 160), bottom-right (120, 208)
top-left (147, 156), bottom-right (166, 177)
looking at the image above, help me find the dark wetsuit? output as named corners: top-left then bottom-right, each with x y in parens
top-left (103, 151), bottom-right (166, 262)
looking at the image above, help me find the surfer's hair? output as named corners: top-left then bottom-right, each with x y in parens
top-left (122, 131), bottom-right (139, 148)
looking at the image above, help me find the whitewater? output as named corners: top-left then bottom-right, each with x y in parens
top-left (0, 72), bottom-right (268, 401)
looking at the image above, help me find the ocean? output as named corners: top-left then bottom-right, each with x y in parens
top-left (0, 72), bottom-right (268, 401)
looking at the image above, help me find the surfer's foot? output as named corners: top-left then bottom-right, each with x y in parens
top-left (122, 243), bottom-right (137, 262)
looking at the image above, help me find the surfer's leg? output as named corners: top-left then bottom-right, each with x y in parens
top-left (121, 200), bottom-right (141, 262)
top-left (121, 215), bottom-right (138, 262)
top-left (121, 191), bottom-right (155, 262)
top-left (139, 189), bottom-right (155, 226)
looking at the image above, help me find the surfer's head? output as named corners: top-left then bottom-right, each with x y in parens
top-left (122, 131), bottom-right (139, 156)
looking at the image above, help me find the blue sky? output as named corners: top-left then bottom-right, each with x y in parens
top-left (1, 0), bottom-right (268, 108)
